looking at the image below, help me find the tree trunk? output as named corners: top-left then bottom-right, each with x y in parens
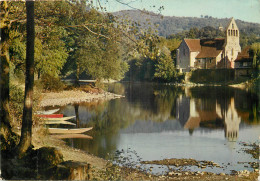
top-left (74, 104), bottom-right (80, 128)
top-left (18, 1), bottom-right (35, 155)
top-left (0, 26), bottom-right (12, 138)
top-left (75, 63), bottom-right (80, 87)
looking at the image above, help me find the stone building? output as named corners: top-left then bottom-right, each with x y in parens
top-left (176, 18), bottom-right (241, 72)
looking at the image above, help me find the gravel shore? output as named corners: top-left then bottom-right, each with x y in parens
top-left (40, 90), bottom-right (124, 107)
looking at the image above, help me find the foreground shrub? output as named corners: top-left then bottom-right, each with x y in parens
top-left (40, 75), bottom-right (65, 92)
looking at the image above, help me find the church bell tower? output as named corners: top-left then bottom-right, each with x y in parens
top-left (224, 18), bottom-right (241, 68)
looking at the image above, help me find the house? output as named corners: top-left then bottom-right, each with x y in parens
top-left (176, 18), bottom-right (241, 72)
top-left (234, 46), bottom-right (253, 68)
top-left (234, 46), bottom-right (254, 77)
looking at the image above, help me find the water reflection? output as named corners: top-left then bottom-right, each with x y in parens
top-left (60, 83), bottom-right (259, 167)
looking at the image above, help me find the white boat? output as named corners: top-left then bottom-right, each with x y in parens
top-left (44, 120), bottom-right (76, 125)
top-left (48, 127), bottom-right (93, 134)
top-left (36, 108), bottom-right (60, 115)
top-left (45, 116), bottom-right (75, 121)
top-left (52, 134), bottom-right (93, 139)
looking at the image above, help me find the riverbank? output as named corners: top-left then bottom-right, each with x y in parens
top-left (40, 90), bottom-right (124, 107)
top-left (34, 133), bottom-right (259, 180)
top-left (33, 133), bottom-right (258, 180)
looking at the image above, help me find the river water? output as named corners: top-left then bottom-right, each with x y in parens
top-left (58, 83), bottom-right (259, 174)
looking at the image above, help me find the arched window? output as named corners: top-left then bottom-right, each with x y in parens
top-left (236, 30), bottom-right (238, 36)
top-left (233, 30), bottom-right (235, 36)
top-left (228, 30), bottom-right (230, 36)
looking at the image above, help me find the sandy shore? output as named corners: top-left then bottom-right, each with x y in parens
top-left (40, 90), bottom-right (124, 107)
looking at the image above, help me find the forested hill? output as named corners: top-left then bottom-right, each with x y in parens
top-left (112, 10), bottom-right (260, 37)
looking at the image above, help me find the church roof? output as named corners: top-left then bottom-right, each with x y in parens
top-left (196, 38), bottom-right (225, 58)
top-left (184, 39), bottom-right (201, 52)
top-left (235, 46), bottom-right (252, 62)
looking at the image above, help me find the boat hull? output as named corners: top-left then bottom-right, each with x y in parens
top-left (48, 127), bottom-right (93, 134)
top-left (37, 114), bottom-right (63, 118)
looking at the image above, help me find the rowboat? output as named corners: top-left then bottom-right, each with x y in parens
top-left (48, 127), bottom-right (93, 134)
top-left (44, 116), bottom-right (75, 121)
top-left (37, 114), bottom-right (63, 118)
top-left (52, 134), bottom-right (93, 139)
top-left (36, 108), bottom-right (60, 115)
top-left (44, 120), bottom-right (76, 125)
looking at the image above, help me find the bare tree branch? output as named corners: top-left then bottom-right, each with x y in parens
top-left (82, 25), bottom-right (110, 39)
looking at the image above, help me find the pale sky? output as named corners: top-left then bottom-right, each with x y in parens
top-left (96, 0), bottom-right (260, 23)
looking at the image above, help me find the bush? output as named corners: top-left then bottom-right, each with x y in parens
top-left (40, 75), bottom-right (65, 92)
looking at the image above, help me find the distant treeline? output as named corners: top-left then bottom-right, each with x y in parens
top-left (113, 10), bottom-right (260, 37)
top-left (113, 10), bottom-right (260, 49)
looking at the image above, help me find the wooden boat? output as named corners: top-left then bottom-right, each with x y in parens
top-left (48, 127), bottom-right (93, 134)
top-left (45, 116), bottom-right (75, 121)
top-left (52, 134), bottom-right (93, 139)
top-left (44, 120), bottom-right (76, 125)
top-left (37, 114), bottom-right (63, 118)
top-left (36, 108), bottom-right (60, 115)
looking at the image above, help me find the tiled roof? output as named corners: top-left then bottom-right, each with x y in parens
top-left (184, 39), bottom-right (201, 52)
top-left (235, 46), bottom-right (252, 62)
top-left (196, 38), bottom-right (225, 58)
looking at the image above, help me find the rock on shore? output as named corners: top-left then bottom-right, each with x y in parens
top-left (40, 90), bottom-right (124, 107)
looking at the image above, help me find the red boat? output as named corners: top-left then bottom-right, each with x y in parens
top-left (36, 114), bottom-right (63, 118)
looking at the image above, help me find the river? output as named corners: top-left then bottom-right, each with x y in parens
top-left (56, 83), bottom-right (259, 174)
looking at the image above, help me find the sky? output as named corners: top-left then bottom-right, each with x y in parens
top-left (96, 0), bottom-right (260, 23)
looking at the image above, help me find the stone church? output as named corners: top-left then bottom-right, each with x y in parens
top-left (176, 18), bottom-right (241, 72)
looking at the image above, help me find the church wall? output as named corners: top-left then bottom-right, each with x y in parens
top-left (177, 41), bottom-right (191, 72)
top-left (190, 52), bottom-right (200, 68)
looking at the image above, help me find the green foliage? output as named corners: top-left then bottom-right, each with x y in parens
top-left (250, 43), bottom-right (260, 68)
top-left (189, 69), bottom-right (235, 83)
top-left (240, 32), bottom-right (260, 49)
top-left (114, 10), bottom-right (260, 38)
top-left (40, 74), bottom-right (65, 92)
top-left (9, 84), bottom-right (24, 127)
top-left (168, 26), bottom-right (224, 40)
top-left (34, 26), bottom-right (68, 78)
top-left (124, 36), bottom-right (181, 82)
top-left (154, 48), bottom-right (177, 82)
top-left (9, 30), bottom-right (26, 71)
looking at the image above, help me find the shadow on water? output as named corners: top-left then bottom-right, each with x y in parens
top-left (59, 82), bottom-right (259, 173)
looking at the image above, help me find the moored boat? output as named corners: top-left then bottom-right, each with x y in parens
top-left (44, 120), bottom-right (76, 125)
top-left (36, 108), bottom-right (60, 115)
top-left (52, 134), bottom-right (93, 139)
top-left (37, 114), bottom-right (63, 118)
top-left (44, 116), bottom-right (75, 121)
top-left (48, 127), bottom-right (93, 134)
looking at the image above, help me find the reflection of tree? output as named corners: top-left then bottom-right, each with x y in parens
top-left (234, 89), bottom-right (259, 123)
top-left (64, 83), bottom-right (183, 158)
top-left (74, 104), bottom-right (80, 128)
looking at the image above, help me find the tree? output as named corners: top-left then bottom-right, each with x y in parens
top-left (60, 4), bottom-right (129, 85)
top-left (250, 43), bottom-right (260, 68)
top-left (0, 1), bottom-right (26, 146)
top-left (154, 46), bottom-right (177, 82)
top-left (17, 0), bottom-right (35, 155)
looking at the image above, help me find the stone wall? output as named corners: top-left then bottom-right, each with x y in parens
top-left (188, 69), bottom-right (235, 83)
top-left (235, 68), bottom-right (254, 78)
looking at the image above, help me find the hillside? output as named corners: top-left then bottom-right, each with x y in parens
top-left (112, 10), bottom-right (260, 37)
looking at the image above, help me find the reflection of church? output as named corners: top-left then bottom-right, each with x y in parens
top-left (176, 94), bottom-right (241, 141)
top-left (220, 98), bottom-right (241, 142)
